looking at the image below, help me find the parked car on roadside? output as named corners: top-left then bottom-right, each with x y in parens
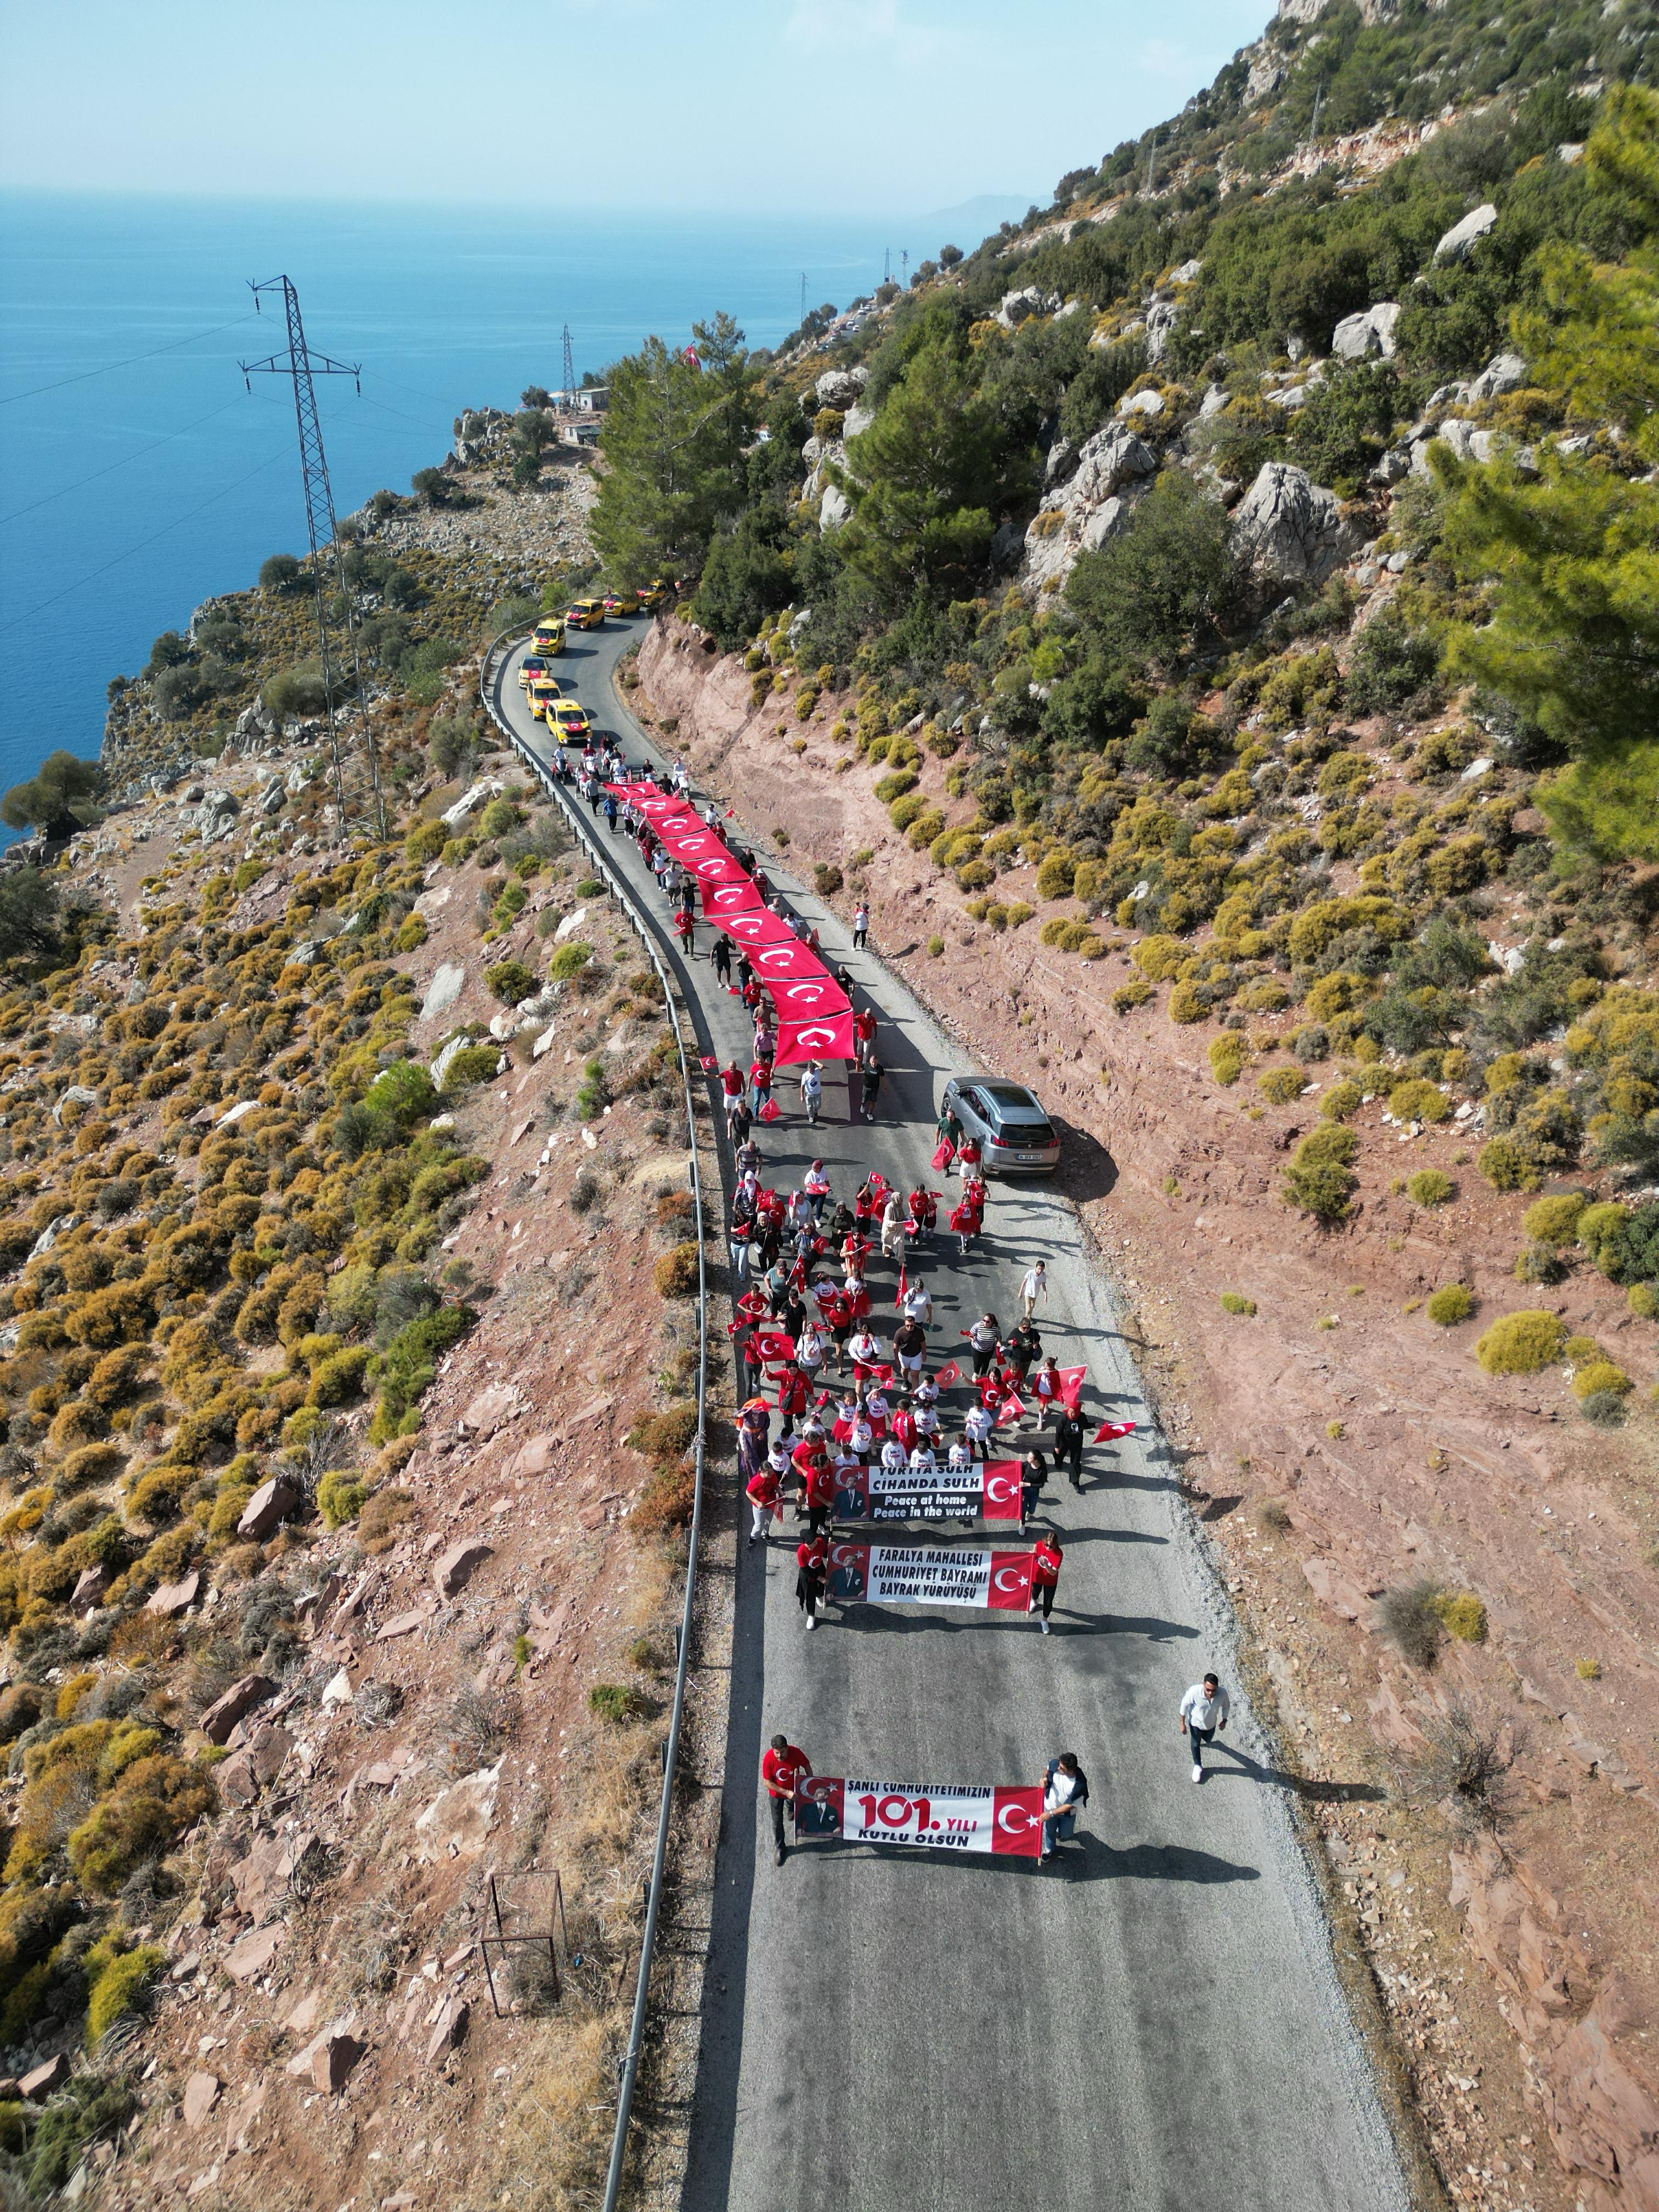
top-left (941, 1075), bottom-right (1060, 1175)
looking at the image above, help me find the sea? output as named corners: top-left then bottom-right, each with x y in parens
top-left (0, 189), bottom-right (1022, 821)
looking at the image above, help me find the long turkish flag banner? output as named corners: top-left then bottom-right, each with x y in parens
top-left (826, 1542), bottom-right (1034, 1610)
top-left (831, 1458), bottom-right (1023, 1524)
top-left (773, 1012), bottom-right (857, 1064)
top-left (793, 1776), bottom-right (1044, 1857)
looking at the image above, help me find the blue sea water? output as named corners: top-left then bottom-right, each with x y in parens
top-left (0, 189), bottom-right (936, 811)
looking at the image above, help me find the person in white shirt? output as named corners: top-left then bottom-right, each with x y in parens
top-left (799, 1062), bottom-right (823, 1126)
top-left (963, 1401), bottom-right (995, 1462)
top-left (907, 1442), bottom-right (937, 1475)
top-left (852, 902), bottom-right (870, 949)
top-left (881, 1436), bottom-right (908, 1474)
top-left (1179, 1673), bottom-right (1232, 1782)
top-left (797, 1325), bottom-right (827, 1384)
top-left (947, 1440), bottom-right (973, 1475)
top-left (880, 1193), bottom-right (907, 1262)
top-left (903, 1280), bottom-right (933, 1327)
top-left (1019, 1260), bottom-right (1047, 1322)
top-left (1039, 1752), bottom-right (1086, 1860)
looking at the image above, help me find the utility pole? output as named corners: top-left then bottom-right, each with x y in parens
top-left (800, 271), bottom-right (807, 326)
top-left (239, 277), bottom-right (385, 840)
top-left (562, 321), bottom-right (575, 408)
top-left (901, 249), bottom-right (909, 286)
top-left (883, 246), bottom-right (890, 284)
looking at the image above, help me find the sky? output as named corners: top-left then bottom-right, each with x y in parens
top-left (0, 0), bottom-right (1272, 217)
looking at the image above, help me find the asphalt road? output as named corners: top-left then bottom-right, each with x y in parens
top-left (488, 622), bottom-right (1410, 2212)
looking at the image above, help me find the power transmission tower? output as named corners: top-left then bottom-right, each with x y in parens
top-left (800, 272), bottom-right (807, 325)
top-left (901, 249), bottom-right (909, 286)
top-left (239, 276), bottom-right (386, 840)
top-left (562, 321), bottom-right (575, 407)
top-left (883, 246), bottom-right (891, 284)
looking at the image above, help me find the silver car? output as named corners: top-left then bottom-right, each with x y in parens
top-left (941, 1076), bottom-right (1061, 1176)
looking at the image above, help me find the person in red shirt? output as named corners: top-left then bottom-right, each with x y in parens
top-left (746, 1460), bottom-right (782, 1548)
top-left (750, 1055), bottom-right (774, 1117)
top-left (1030, 1531), bottom-right (1064, 1634)
top-left (675, 905), bottom-right (695, 956)
top-left (776, 1361), bottom-right (809, 1438)
top-left (762, 1734), bottom-right (811, 1865)
top-left (822, 1283), bottom-right (853, 1373)
top-left (801, 1450), bottom-right (837, 1537)
top-left (853, 1006), bottom-right (877, 1055)
top-left (720, 1060), bottom-right (746, 1141)
top-left (796, 1531), bottom-right (828, 1630)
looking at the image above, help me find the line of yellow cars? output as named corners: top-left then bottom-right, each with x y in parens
top-left (517, 579), bottom-right (673, 735)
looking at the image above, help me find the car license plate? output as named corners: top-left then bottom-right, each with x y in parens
top-left (1017, 1151), bottom-right (1044, 1164)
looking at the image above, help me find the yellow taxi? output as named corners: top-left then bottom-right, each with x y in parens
top-left (532, 617), bottom-right (566, 656)
top-left (551, 699), bottom-right (591, 741)
top-left (527, 678), bottom-right (565, 720)
top-left (565, 597), bottom-right (606, 630)
top-left (517, 654), bottom-right (549, 690)
top-left (603, 589), bottom-right (639, 617)
top-left (636, 579), bottom-right (669, 610)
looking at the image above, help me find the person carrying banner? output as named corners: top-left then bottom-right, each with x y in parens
top-left (1039, 1753), bottom-right (1088, 1861)
top-left (1029, 1530), bottom-right (1064, 1634)
top-left (763, 1735), bottom-right (812, 1865)
top-left (801, 1449), bottom-right (837, 1538)
top-left (1180, 1672), bottom-right (1232, 1783)
top-left (799, 1060), bottom-right (823, 1125)
top-left (1020, 1446), bottom-right (1050, 1527)
top-left (720, 1059), bottom-right (746, 1139)
top-left (796, 1532), bottom-right (828, 1629)
top-left (712, 934), bottom-right (732, 986)
top-left (963, 1397), bottom-right (995, 1463)
top-left (674, 904), bottom-right (695, 956)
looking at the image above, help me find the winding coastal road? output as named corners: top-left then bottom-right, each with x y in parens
top-left (487, 620), bottom-right (1411, 2212)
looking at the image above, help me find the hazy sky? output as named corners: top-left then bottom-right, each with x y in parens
top-left (1, 0), bottom-right (1270, 216)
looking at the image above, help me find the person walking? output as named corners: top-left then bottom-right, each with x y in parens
top-left (720, 1059), bottom-right (746, 1141)
top-left (856, 1059), bottom-right (883, 1119)
top-left (796, 1531), bottom-right (828, 1629)
top-left (1019, 1259), bottom-right (1048, 1322)
top-left (602, 793), bottom-right (619, 834)
top-left (1180, 1672), bottom-right (1232, 1783)
top-left (762, 1734), bottom-right (812, 1866)
top-left (712, 935), bottom-right (732, 987)
top-left (1037, 1752), bottom-right (1088, 1861)
top-left (1020, 1446), bottom-right (1049, 1527)
top-left (746, 1456), bottom-right (783, 1547)
top-left (799, 1060), bottom-right (823, 1125)
top-left (892, 1312), bottom-right (927, 1390)
top-left (1029, 1530), bottom-right (1063, 1634)
top-left (967, 1311), bottom-right (1001, 1380)
top-left (852, 901), bottom-right (870, 950)
top-left (803, 1159), bottom-right (831, 1220)
top-left (674, 905), bottom-right (695, 957)
top-left (1053, 1400), bottom-right (1085, 1491)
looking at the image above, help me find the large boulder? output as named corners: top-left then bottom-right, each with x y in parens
top-left (813, 366), bottom-right (866, 411)
top-left (1145, 299), bottom-right (1181, 365)
top-left (819, 483), bottom-right (851, 534)
top-left (1023, 422), bottom-right (1158, 592)
top-left (1331, 302), bottom-right (1401, 361)
top-left (1435, 203), bottom-right (1498, 261)
top-left (1230, 462), bottom-right (1362, 590)
top-left (997, 286), bottom-right (1060, 329)
top-left (1469, 349), bottom-right (1526, 402)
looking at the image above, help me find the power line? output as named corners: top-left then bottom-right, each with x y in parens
top-left (0, 445), bottom-right (291, 640)
top-left (0, 393), bottom-right (252, 528)
top-left (0, 313), bottom-right (256, 409)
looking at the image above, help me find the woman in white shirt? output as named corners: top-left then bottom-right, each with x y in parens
top-left (1039, 1753), bottom-right (1087, 1860)
top-left (963, 1401), bottom-right (995, 1462)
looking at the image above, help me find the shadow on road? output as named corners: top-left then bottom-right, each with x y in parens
top-left (1053, 1122), bottom-right (1118, 1204)
top-left (1194, 1741), bottom-right (1387, 1805)
top-left (825, 1605), bottom-right (1200, 1644)
top-left (795, 1831), bottom-right (1262, 1886)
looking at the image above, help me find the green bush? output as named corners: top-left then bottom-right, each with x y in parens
top-left (549, 941), bottom-right (592, 982)
top-left (1132, 934), bottom-right (1186, 982)
top-left (1407, 1169), bottom-right (1455, 1206)
top-left (1319, 1079), bottom-right (1363, 1122)
top-left (1629, 1282), bottom-right (1659, 1319)
top-left (308, 1345), bottom-right (370, 1407)
top-left (439, 1043), bottom-right (500, 1091)
top-left (890, 794), bottom-right (926, 831)
top-left (1209, 1037), bottom-right (1247, 1085)
top-left (1425, 1284), bottom-right (1475, 1327)
top-left (1578, 1201), bottom-right (1630, 1271)
top-left (1427, 1590), bottom-right (1488, 1644)
top-left (1388, 1077), bottom-right (1449, 1124)
top-left (407, 818), bottom-right (448, 864)
top-left (1035, 851), bottom-right (1076, 901)
top-left (368, 1302), bottom-right (473, 1443)
top-left (318, 1470), bottom-right (371, 1528)
top-left (1477, 1137), bottom-right (1541, 1193)
top-left (484, 958), bottom-right (538, 1005)
top-left (1475, 1310), bottom-right (1565, 1375)
top-left (1220, 1293), bottom-right (1256, 1316)
top-left (1257, 1067), bottom-right (1304, 1105)
top-left (1572, 1359), bottom-right (1632, 1400)
top-left (1282, 1124), bottom-right (1359, 1223)
top-left (1522, 1193), bottom-right (1588, 1246)
top-left (588, 1683), bottom-right (649, 1724)
top-left (873, 770), bottom-right (918, 804)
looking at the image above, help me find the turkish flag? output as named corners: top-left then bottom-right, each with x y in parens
top-left (895, 1265), bottom-right (907, 1309)
top-left (748, 937), bottom-right (830, 978)
top-left (987, 1550), bottom-right (1035, 1611)
top-left (1093, 1418), bottom-right (1137, 1443)
top-left (699, 1054), bottom-right (718, 1072)
top-left (1058, 1365), bottom-right (1087, 1410)
top-left (994, 1393), bottom-right (1025, 1427)
top-left (707, 878), bottom-right (765, 917)
top-left (716, 910), bottom-right (798, 949)
top-left (990, 1785), bottom-right (1045, 1857)
top-left (773, 1012), bottom-right (857, 1065)
top-left (751, 1329), bottom-right (795, 1362)
top-left (765, 974), bottom-right (851, 1020)
top-left (759, 1097), bottom-right (782, 1122)
top-left (933, 1360), bottom-right (961, 1391)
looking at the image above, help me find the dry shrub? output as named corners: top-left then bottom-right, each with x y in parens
top-left (1375, 1579), bottom-right (1442, 1669)
top-left (432, 1684), bottom-right (505, 1780)
top-left (358, 1485), bottom-right (415, 1553)
top-left (633, 1464), bottom-right (695, 1533)
top-left (496, 2013), bottom-right (624, 2210)
top-left (1391, 1700), bottom-right (1517, 1835)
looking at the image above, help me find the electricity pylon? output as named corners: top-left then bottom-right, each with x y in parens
top-left (562, 322), bottom-right (575, 408)
top-left (240, 276), bottom-right (386, 839)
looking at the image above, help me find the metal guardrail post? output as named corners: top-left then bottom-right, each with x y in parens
top-left (479, 632), bottom-right (709, 2212)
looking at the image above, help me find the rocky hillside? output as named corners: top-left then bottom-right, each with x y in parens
top-left (588, 8), bottom-right (1659, 2207)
